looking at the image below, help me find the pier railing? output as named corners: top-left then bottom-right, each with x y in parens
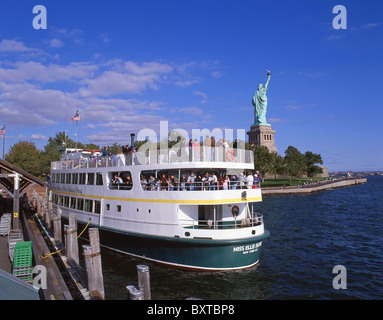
top-left (51, 147), bottom-right (254, 170)
top-left (179, 214), bottom-right (263, 230)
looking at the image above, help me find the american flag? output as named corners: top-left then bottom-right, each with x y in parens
top-left (71, 110), bottom-right (80, 121)
top-left (0, 125), bottom-right (5, 136)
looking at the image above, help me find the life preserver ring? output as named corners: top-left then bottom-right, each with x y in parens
top-left (226, 149), bottom-right (234, 161)
top-left (232, 205), bottom-right (239, 217)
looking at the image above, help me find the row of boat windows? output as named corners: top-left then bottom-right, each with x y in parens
top-left (52, 172), bottom-right (104, 185)
top-left (52, 194), bottom-right (124, 214)
top-left (53, 193), bottom-right (101, 214)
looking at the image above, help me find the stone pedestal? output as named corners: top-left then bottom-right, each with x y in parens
top-left (247, 125), bottom-right (277, 153)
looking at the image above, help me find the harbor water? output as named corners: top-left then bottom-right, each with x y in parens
top-left (99, 176), bottom-right (383, 300)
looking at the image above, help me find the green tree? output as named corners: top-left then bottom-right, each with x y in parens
top-left (269, 153), bottom-right (286, 179)
top-left (253, 145), bottom-right (274, 178)
top-left (5, 140), bottom-right (44, 178)
top-left (304, 151), bottom-right (323, 178)
top-left (284, 145), bottom-right (306, 178)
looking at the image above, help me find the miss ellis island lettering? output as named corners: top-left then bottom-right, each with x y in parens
top-left (233, 242), bottom-right (262, 253)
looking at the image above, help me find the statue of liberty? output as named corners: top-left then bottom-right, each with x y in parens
top-left (252, 70), bottom-right (271, 126)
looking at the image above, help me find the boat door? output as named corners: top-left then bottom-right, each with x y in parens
top-left (99, 198), bottom-right (104, 226)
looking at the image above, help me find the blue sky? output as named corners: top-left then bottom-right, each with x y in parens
top-left (0, 0), bottom-right (382, 171)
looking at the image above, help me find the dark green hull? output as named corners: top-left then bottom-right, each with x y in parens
top-left (80, 222), bottom-right (270, 271)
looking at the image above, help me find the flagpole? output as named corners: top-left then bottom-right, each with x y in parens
top-left (2, 124), bottom-right (5, 160)
top-left (75, 119), bottom-right (78, 151)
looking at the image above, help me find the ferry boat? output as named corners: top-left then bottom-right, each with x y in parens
top-left (49, 143), bottom-right (269, 271)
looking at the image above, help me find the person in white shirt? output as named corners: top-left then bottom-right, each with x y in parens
top-left (209, 173), bottom-right (218, 190)
top-left (246, 172), bottom-right (254, 189)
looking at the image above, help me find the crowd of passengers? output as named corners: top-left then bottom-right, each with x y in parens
top-left (138, 171), bottom-right (262, 191)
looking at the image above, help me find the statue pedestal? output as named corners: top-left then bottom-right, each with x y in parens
top-left (247, 125), bottom-right (277, 153)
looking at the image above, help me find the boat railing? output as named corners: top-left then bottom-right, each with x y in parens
top-left (179, 214), bottom-right (263, 230)
top-left (51, 147), bottom-right (254, 170)
top-left (139, 180), bottom-right (261, 191)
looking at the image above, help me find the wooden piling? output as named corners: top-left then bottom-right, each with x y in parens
top-left (126, 285), bottom-right (143, 300)
top-left (137, 264), bottom-right (151, 300)
top-left (83, 228), bottom-right (104, 299)
top-left (68, 213), bottom-right (79, 264)
top-left (126, 264), bottom-right (151, 300)
top-left (64, 225), bottom-right (78, 265)
top-left (53, 207), bottom-right (62, 242)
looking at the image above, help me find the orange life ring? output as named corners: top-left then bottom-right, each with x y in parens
top-left (226, 149), bottom-right (234, 161)
top-left (232, 205), bottom-right (239, 217)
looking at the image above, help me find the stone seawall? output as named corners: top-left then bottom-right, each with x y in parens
top-left (261, 178), bottom-right (367, 195)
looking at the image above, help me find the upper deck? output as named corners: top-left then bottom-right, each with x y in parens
top-left (51, 147), bottom-right (254, 171)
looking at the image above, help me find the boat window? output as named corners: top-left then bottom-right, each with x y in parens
top-left (94, 201), bottom-right (101, 214)
top-left (106, 204), bottom-right (110, 211)
top-left (77, 198), bottom-right (84, 211)
top-left (108, 171), bottom-right (133, 190)
top-left (96, 173), bottom-right (103, 186)
top-left (71, 173), bottom-right (78, 184)
top-left (79, 173), bottom-right (86, 185)
top-left (84, 199), bottom-right (93, 212)
top-left (70, 197), bottom-right (76, 209)
top-left (66, 173), bottom-right (71, 184)
top-left (64, 196), bottom-right (69, 207)
top-left (87, 173), bottom-right (95, 185)
top-left (117, 205), bottom-right (122, 212)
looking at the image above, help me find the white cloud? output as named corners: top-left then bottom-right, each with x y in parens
top-left (0, 61), bottom-right (97, 83)
top-left (194, 91), bottom-right (208, 104)
top-left (49, 39), bottom-right (65, 48)
top-left (30, 134), bottom-right (48, 140)
top-left (0, 39), bottom-right (38, 52)
top-left (78, 61), bottom-right (173, 97)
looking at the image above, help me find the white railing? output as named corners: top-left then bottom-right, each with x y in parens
top-left (179, 214), bottom-right (263, 230)
top-left (138, 180), bottom-right (261, 191)
top-left (51, 147), bottom-right (254, 170)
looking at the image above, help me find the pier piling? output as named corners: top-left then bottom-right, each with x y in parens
top-left (126, 264), bottom-right (151, 300)
top-left (137, 264), bottom-right (151, 300)
top-left (83, 228), bottom-right (104, 299)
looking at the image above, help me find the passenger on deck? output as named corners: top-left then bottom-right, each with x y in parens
top-left (147, 175), bottom-right (156, 190)
top-left (180, 174), bottom-right (187, 191)
top-left (209, 173), bottom-right (218, 190)
top-left (113, 175), bottom-right (123, 185)
top-left (195, 174), bottom-right (203, 191)
top-left (222, 175), bottom-right (230, 190)
top-left (231, 174), bottom-right (238, 189)
top-left (239, 173), bottom-right (247, 189)
top-left (246, 172), bottom-right (254, 189)
top-left (187, 171), bottom-right (196, 191)
top-left (125, 175), bottom-right (132, 188)
top-left (202, 173), bottom-right (210, 190)
top-left (102, 147), bottom-right (110, 156)
top-left (160, 174), bottom-right (168, 191)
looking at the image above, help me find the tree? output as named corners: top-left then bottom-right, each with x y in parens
top-left (284, 145), bottom-right (306, 178)
top-left (269, 153), bottom-right (286, 179)
top-left (304, 151), bottom-right (323, 178)
top-left (253, 146), bottom-right (274, 178)
top-left (5, 140), bottom-right (44, 178)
